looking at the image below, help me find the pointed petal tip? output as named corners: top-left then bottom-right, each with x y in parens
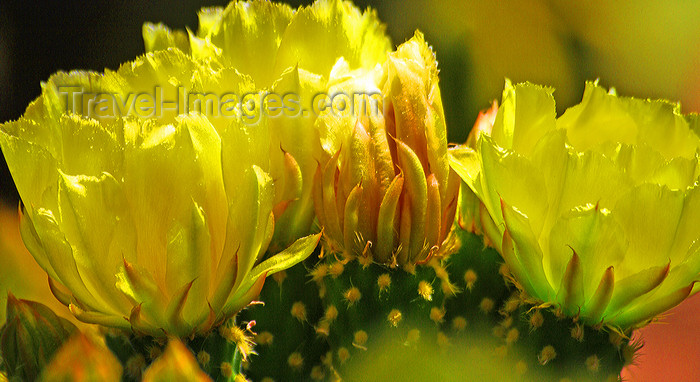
top-left (499, 197), bottom-right (508, 216)
top-left (6, 290), bottom-right (18, 303)
top-left (48, 277), bottom-right (73, 307)
top-left (128, 303), bottom-right (142, 322)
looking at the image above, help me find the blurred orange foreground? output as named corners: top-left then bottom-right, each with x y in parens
top-left (622, 293), bottom-right (700, 381)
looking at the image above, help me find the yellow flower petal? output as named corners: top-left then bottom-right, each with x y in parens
top-left (491, 79), bottom-right (556, 155)
top-left (452, 81), bottom-right (700, 328)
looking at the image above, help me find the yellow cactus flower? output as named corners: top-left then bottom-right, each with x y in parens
top-left (451, 80), bottom-right (700, 328)
top-left (313, 32), bottom-right (459, 266)
top-left (144, 0), bottom-right (389, 88)
top-left (143, 0), bottom-right (392, 250)
top-left (0, 45), bottom-right (320, 337)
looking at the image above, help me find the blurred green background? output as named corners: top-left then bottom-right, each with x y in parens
top-left (1, 0), bottom-right (699, 204)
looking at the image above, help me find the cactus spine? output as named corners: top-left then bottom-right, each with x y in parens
top-left (105, 320), bottom-right (249, 381)
top-left (246, 229), bottom-right (635, 381)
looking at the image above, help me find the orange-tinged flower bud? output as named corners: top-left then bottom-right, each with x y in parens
top-left (142, 340), bottom-right (212, 382)
top-left (314, 32), bottom-right (459, 265)
top-left (39, 334), bottom-right (122, 382)
top-left (0, 294), bottom-right (77, 381)
top-left (455, 102), bottom-right (499, 237)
